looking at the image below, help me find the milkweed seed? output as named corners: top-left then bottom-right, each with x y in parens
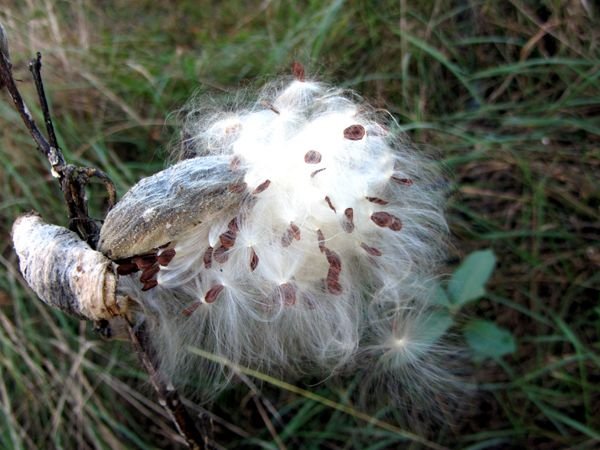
top-left (371, 211), bottom-right (403, 231)
top-left (182, 302), bottom-right (201, 316)
top-left (342, 208), bottom-right (354, 233)
top-left (253, 179), bottom-right (271, 194)
top-left (325, 196), bottom-right (336, 213)
top-left (229, 182), bottom-right (247, 193)
top-left (213, 246), bottom-right (229, 264)
top-left (250, 248), bottom-right (259, 271)
top-left (343, 124), bottom-right (365, 140)
top-left (141, 279), bottom-right (158, 291)
top-left (360, 242), bottom-right (382, 256)
top-left (279, 282), bottom-right (297, 306)
top-left (317, 229), bottom-right (326, 253)
top-left (304, 150), bottom-right (322, 164)
top-left (391, 176), bottom-right (413, 186)
top-left (291, 61), bottom-right (305, 81)
top-left (140, 264), bottom-right (160, 283)
top-left (205, 284), bottom-right (225, 303)
top-left (203, 246), bottom-right (213, 269)
top-left (366, 196), bottom-right (388, 205)
top-left (117, 262), bottom-right (139, 275)
top-left (133, 254), bottom-right (157, 270)
top-left (157, 248), bottom-right (176, 266)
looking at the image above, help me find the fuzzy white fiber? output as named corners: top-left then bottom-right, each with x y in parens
top-left (112, 76), bottom-right (455, 407)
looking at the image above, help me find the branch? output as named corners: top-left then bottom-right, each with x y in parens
top-left (2, 23), bottom-right (209, 449)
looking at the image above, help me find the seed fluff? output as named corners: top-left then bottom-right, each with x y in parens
top-left (100, 72), bottom-right (456, 411)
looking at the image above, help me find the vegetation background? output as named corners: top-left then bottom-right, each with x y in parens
top-left (0, 1), bottom-right (598, 449)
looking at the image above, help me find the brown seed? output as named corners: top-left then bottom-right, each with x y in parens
top-left (253, 179), bottom-right (271, 194)
top-left (391, 176), bottom-right (413, 186)
top-left (366, 196), bottom-right (389, 205)
top-left (140, 264), bottom-right (160, 283)
top-left (203, 246), bottom-right (213, 269)
top-left (304, 150), bottom-right (322, 164)
top-left (157, 248), bottom-right (176, 266)
top-left (279, 282), bottom-right (296, 306)
top-left (133, 254), bottom-right (157, 270)
top-left (213, 246), bottom-right (229, 264)
top-left (325, 196), bottom-right (336, 213)
top-left (317, 229), bottom-right (326, 253)
top-left (219, 230), bottom-right (236, 249)
top-left (182, 302), bottom-right (201, 316)
top-left (360, 242), bottom-right (382, 257)
top-left (324, 248), bottom-right (342, 272)
top-left (250, 248), bottom-right (259, 271)
top-left (310, 168), bottom-right (327, 178)
top-left (371, 211), bottom-right (403, 231)
top-left (342, 208), bottom-right (354, 233)
top-left (205, 284), bottom-right (225, 303)
top-left (326, 274), bottom-right (343, 295)
top-left (141, 279), bottom-right (158, 291)
top-left (290, 223), bottom-right (301, 240)
top-left (117, 262), bottom-right (139, 275)
top-left (229, 182), bottom-right (247, 193)
top-left (343, 124), bottom-right (365, 140)
top-left (262, 101), bottom-right (280, 114)
top-left (227, 217), bottom-right (239, 233)
top-left (291, 61), bottom-right (305, 81)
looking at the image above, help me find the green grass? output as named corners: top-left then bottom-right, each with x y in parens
top-left (1, 1), bottom-right (598, 448)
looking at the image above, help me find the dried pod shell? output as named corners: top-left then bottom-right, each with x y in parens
top-left (98, 155), bottom-right (244, 259)
top-left (12, 213), bottom-right (123, 321)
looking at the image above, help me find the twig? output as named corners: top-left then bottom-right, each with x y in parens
top-left (1, 23), bottom-right (208, 450)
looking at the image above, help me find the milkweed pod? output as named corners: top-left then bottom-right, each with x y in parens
top-left (12, 213), bottom-right (124, 321)
top-left (98, 155), bottom-right (244, 260)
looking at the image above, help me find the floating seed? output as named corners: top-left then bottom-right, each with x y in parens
top-left (262, 101), bottom-right (280, 114)
top-left (304, 150), bottom-right (322, 164)
top-left (343, 124), bottom-right (365, 140)
top-left (157, 248), bottom-right (176, 266)
top-left (141, 279), bottom-right (158, 291)
top-left (213, 246), bottom-right (229, 264)
top-left (253, 179), bottom-right (271, 194)
top-left (291, 61), bottom-right (305, 81)
top-left (250, 248), bottom-right (259, 271)
top-left (360, 242), bottom-right (382, 256)
top-left (325, 196), bottom-right (336, 213)
top-left (182, 302), bottom-right (201, 316)
top-left (391, 176), bottom-right (413, 186)
top-left (366, 196), bottom-right (388, 205)
top-left (140, 264), bottom-right (160, 283)
top-left (205, 284), bottom-right (225, 303)
top-left (203, 246), bottom-right (213, 269)
top-left (279, 282), bottom-right (297, 306)
top-left (290, 223), bottom-right (301, 240)
top-left (371, 211), bottom-right (402, 231)
top-left (117, 262), bottom-right (139, 275)
top-left (342, 208), bottom-right (354, 233)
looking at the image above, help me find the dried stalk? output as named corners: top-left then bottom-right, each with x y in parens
top-left (1, 23), bottom-right (209, 449)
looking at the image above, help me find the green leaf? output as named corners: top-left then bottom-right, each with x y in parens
top-left (448, 249), bottom-right (496, 306)
top-left (464, 319), bottom-right (516, 361)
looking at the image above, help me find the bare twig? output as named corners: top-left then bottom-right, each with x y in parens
top-left (1, 23), bottom-right (208, 450)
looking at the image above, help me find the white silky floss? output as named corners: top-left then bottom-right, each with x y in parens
top-left (108, 77), bottom-right (452, 404)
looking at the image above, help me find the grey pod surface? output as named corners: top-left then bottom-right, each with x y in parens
top-left (12, 213), bottom-right (122, 321)
top-left (98, 155), bottom-right (244, 260)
